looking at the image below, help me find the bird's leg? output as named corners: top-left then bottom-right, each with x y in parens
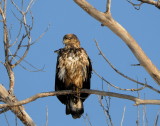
top-left (72, 85), bottom-right (78, 93)
top-left (76, 87), bottom-right (80, 99)
top-left (72, 85), bottom-right (80, 103)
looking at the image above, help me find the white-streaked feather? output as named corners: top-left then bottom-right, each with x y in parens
top-left (70, 99), bottom-right (82, 110)
top-left (57, 48), bottom-right (89, 87)
top-left (58, 67), bottom-right (65, 82)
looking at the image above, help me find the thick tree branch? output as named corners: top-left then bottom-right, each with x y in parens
top-left (73, 0), bottom-right (160, 86)
top-left (0, 85), bottom-right (35, 126)
top-left (0, 84), bottom-right (160, 110)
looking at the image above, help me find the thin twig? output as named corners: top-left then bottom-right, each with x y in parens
top-left (13, 26), bottom-right (31, 67)
top-left (154, 109), bottom-right (160, 126)
top-left (94, 40), bottom-right (160, 93)
top-left (29, 24), bottom-right (50, 46)
top-left (104, 79), bottom-right (111, 114)
top-left (45, 106), bottom-right (48, 126)
top-left (26, 0), bottom-right (35, 13)
top-left (127, 0), bottom-right (143, 10)
top-left (143, 105), bottom-right (148, 126)
top-left (11, 0), bottom-right (22, 14)
top-left (120, 106), bottom-right (126, 126)
top-left (136, 82), bottom-right (140, 126)
top-left (142, 93), bottom-right (148, 126)
top-left (98, 96), bottom-right (113, 126)
top-left (127, 0), bottom-right (160, 9)
top-left (15, 115), bottom-right (18, 126)
top-left (83, 113), bottom-right (92, 126)
top-left (0, 108), bottom-right (10, 114)
top-left (9, 11), bottom-right (23, 47)
top-left (99, 97), bottom-right (110, 126)
top-left (21, 0), bottom-right (24, 11)
top-left (0, 60), bottom-right (5, 65)
top-left (11, 55), bottom-right (45, 72)
top-left (4, 112), bottom-right (10, 126)
top-left (10, 0), bottom-right (33, 68)
top-left (18, 63), bottom-right (45, 72)
top-left (93, 69), bottom-right (146, 91)
top-left (10, 0), bottom-right (44, 68)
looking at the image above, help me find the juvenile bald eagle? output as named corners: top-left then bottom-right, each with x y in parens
top-left (55, 34), bottom-right (92, 119)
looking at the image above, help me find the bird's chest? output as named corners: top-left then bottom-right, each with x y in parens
top-left (62, 52), bottom-right (81, 72)
top-left (57, 48), bottom-right (89, 87)
top-left (58, 51), bottom-right (84, 81)
top-left (66, 53), bottom-right (79, 65)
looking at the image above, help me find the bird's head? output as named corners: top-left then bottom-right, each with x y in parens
top-left (63, 34), bottom-right (80, 48)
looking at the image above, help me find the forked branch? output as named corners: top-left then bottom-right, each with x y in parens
top-left (0, 0), bottom-right (15, 93)
top-left (0, 84), bottom-right (35, 126)
top-left (0, 0), bottom-right (42, 125)
top-left (73, 0), bottom-right (160, 86)
top-left (94, 40), bottom-right (160, 93)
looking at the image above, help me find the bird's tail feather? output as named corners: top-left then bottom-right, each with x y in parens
top-left (66, 96), bottom-right (84, 119)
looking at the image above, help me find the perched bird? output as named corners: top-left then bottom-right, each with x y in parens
top-left (55, 34), bottom-right (92, 119)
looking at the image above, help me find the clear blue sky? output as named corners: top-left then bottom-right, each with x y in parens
top-left (0, 0), bottom-right (160, 126)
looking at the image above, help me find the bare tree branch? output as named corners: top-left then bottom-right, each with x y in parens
top-left (29, 24), bottom-right (50, 46)
top-left (4, 112), bottom-right (10, 126)
top-left (127, 0), bottom-right (143, 10)
top-left (9, 11), bottom-right (23, 47)
top-left (73, 0), bottom-right (160, 86)
top-left (0, 84), bottom-right (160, 111)
top-left (154, 109), bottom-right (160, 126)
top-left (0, 108), bottom-right (10, 114)
top-left (10, 55), bottom-right (45, 72)
top-left (142, 104), bottom-right (148, 126)
top-left (11, 0), bottom-right (23, 14)
top-left (0, 1), bottom-right (40, 125)
top-left (94, 40), bottom-right (160, 93)
top-left (0, 0), bottom-right (15, 93)
top-left (9, 0), bottom-right (34, 68)
top-left (98, 96), bottom-right (113, 126)
top-left (120, 106), bottom-right (126, 126)
top-left (127, 0), bottom-right (160, 9)
top-left (93, 69), bottom-right (146, 91)
top-left (83, 113), bottom-right (93, 126)
top-left (45, 106), bottom-right (48, 126)
top-left (106, 0), bottom-right (111, 13)
top-left (138, 0), bottom-right (160, 9)
top-left (0, 84), bottom-right (35, 126)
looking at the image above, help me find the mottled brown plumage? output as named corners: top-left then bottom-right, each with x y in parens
top-left (55, 34), bottom-right (92, 119)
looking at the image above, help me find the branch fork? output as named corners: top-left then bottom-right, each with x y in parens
top-left (74, 0), bottom-right (160, 86)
